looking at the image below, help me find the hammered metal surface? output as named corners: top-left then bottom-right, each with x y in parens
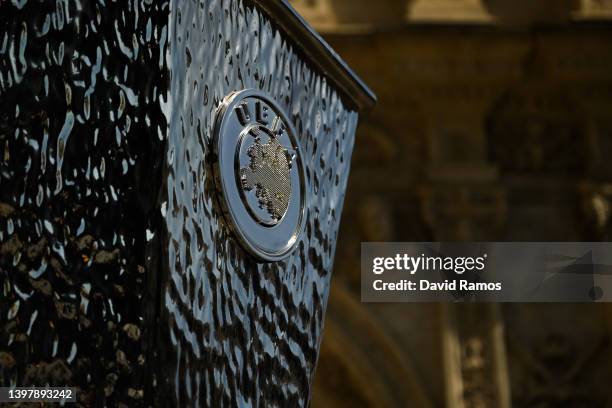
top-left (0, 0), bottom-right (359, 406)
top-left (0, 1), bottom-right (168, 405)
top-left (162, 0), bottom-right (358, 405)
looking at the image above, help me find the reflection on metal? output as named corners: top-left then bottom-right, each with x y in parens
top-left (0, 1), bottom-right (169, 405)
top-left (213, 89), bottom-right (306, 261)
top-left (163, 0), bottom-right (370, 405)
top-left (0, 0), bottom-right (374, 405)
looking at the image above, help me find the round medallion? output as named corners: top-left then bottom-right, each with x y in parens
top-left (212, 89), bottom-right (307, 261)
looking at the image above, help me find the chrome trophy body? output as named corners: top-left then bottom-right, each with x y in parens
top-left (0, 0), bottom-right (374, 405)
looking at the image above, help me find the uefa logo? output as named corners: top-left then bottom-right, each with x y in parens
top-left (212, 89), bottom-right (307, 261)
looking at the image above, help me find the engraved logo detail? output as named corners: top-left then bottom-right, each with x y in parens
top-left (240, 134), bottom-right (293, 221)
top-left (213, 89), bottom-right (306, 261)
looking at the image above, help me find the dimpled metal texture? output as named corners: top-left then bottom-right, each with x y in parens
top-left (0, 1), bottom-right (168, 406)
top-left (0, 0), bottom-right (360, 406)
top-left (163, 0), bottom-right (358, 406)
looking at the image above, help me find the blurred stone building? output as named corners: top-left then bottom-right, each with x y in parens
top-left (289, 1), bottom-right (612, 406)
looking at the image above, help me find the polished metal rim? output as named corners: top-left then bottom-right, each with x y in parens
top-left (212, 89), bottom-right (307, 262)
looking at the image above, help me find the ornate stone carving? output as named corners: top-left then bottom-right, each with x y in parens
top-left (503, 305), bottom-right (612, 407)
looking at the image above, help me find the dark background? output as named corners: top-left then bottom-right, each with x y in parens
top-left (289, 1), bottom-right (612, 406)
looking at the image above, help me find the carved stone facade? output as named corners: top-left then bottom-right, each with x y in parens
top-left (290, 1), bottom-right (612, 406)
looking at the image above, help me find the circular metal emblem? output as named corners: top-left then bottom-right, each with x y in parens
top-left (212, 89), bottom-right (307, 261)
